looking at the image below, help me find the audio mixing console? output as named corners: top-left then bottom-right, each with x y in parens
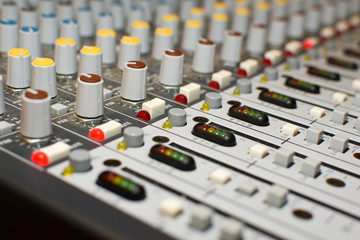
top-left (0, 0), bottom-right (360, 239)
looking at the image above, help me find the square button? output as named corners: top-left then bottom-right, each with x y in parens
top-left (332, 92), bottom-right (347, 103)
top-left (330, 135), bottom-right (349, 153)
top-left (103, 88), bottom-right (113, 99)
top-left (209, 168), bottom-right (231, 184)
top-left (249, 144), bottom-right (268, 158)
top-left (309, 106), bottom-right (325, 118)
top-left (281, 123), bottom-right (299, 136)
top-left (51, 103), bottom-right (68, 116)
top-left (159, 198), bottom-right (183, 217)
top-left (300, 157), bottom-right (321, 177)
top-left (305, 127), bottom-right (324, 144)
top-left (0, 121), bottom-right (13, 136)
top-left (211, 70), bottom-right (232, 88)
top-left (141, 98), bottom-right (165, 119)
top-left (274, 148), bottom-right (294, 168)
top-left (265, 185), bottom-right (288, 208)
top-left (332, 108), bottom-right (348, 125)
top-left (179, 83), bottom-right (201, 103)
top-left (237, 181), bottom-right (258, 196)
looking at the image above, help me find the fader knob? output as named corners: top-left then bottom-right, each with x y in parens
top-left (19, 27), bottom-right (41, 60)
top-left (152, 28), bottom-right (174, 61)
top-left (208, 13), bottom-right (228, 43)
top-left (79, 46), bottom-right (102, 76)
top-left (31, 58), bottom-right (57, 99)
top-left (131, 21), bottom-right (150, 54)
top-left (96, 29), bottom-right (116, 66)
top-left (7, 48), bottom-right (31, 89)
top-left (0, 20), bottom-right (18, 54)
top-left (0, 75), bottom-right (5, 115)
top-left (40, 14), bottom-right (58, 45)
top-left (121, 61), bottom-right (147, 102)
top-left (75, 74), bottom-right (104, 119)
top-left (20, 89), bottom-right (52, 139)
top-left (55, 38), bottom-right (77, 77)
top-left (192, 39), bottom-right (216, 74)
top-left (221, 31), bottom-right (243, 64)
top-left (123, 126), bottom-right (144, 148)
top-left (69, 149), bottom-right (91, 172)
top-left (159, 49), bottom-right (184, 87)
top-left (246, 24), bottom-right (267, 56)
top-left (117, 36), bottom-right (141, 71)
top-left (60, 19), bottom-right (80, 51)
top-left (78, 7), bottom-right (94, 38)
top-left (168, 108), bottom-right (186, 127)
top-left (181, 20), bottom-right (202, 53)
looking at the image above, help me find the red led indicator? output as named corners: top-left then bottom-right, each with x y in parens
top-left (208, 80), bottom-right (220, 89)
top-left (236, 68), bottom-right (247, 77)
top-left (320, 36), bottom-right (328, 42)
top-left (89, 128), bottom-right (105, 142)
top-left (136, 110), bottom-right (151, 121)
top-left (336, 30), bottom-right (342, 36)
top-left (31, 151), bottom-right (50, 167)
top-left (284, 50), bottom-right (293, 57)
top-left (175, 94), bottom-right (188, 104)
top-left (262, 59), bottom-right (272, 66)
top-left (302, 39), bottom-right (314, 50)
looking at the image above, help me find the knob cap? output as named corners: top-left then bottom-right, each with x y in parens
top-left (69, 149), bottom-right (91, 172)
top-left (121, 61), bottom-right (147, 102)
top-left (192, 39), bottom-right (216, 74)
top-left (181, 20), bottom-right (202, 53)
top-left (75, 74), bottom-right (104, 119)
top-left (96, 29), bottom-right (116, 66)
top-left (60, 19), bottom-right (80, 51)
top-left (168, 108), bottom-right (186, 127)
top-left (221, 31), bottom-right (243, 64)
top-left (123, 126), bottom-right (144, 148)
top-left (78, 7), bottom-right (94, 38)
top-left (117, 36), bottom-right (141, 70)
top-left (55, 38), bottom-right (77, 76)
top-left (40, 14), bottom-right (58, 45)
top-left (31, 58), bottom-right (57, 99)
top-left (159, 49), bottom-right (184, 87)
top-left (152, 28), bottom-right (174, 61)
top-left (0, 20), bottom-right (18, 54)
top-left (20, 89), bottom-right (52, 139)
top-left (246, 24), bottom-right (267, 56)
top-left (208, 13), bottom-right (228, 43)
top-left (7, 48), bottom-right (31, 89)
top-left (131, 21), bottom-right (150, 54)
top-left (19, 27), bottom-right (41, 60)
top-left (79, 46), bottom-right (102, 76)
top-left (232, 8), bottom-right (250, 36)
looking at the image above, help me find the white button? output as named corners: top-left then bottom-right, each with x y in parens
top-left (351, 79), bottom-right (360, 91)
top-left (51, 103), bottom-right (68, 116)
top-left (281, 123), bottom-right (299, 136)
top-left (265, 185), bottom-right (288, 207)
top-left (274, 148), bottom-right (294, 168)
top-left (300, 157), bottom-right (321, 177)
top-left (89, 120), bottom-right (122, 142)
top-left (179, 83), bottom-right (201, 103)
top-left (239, 58), bottom-right (258, 76)
top-left (211, 70), bottom-right (232, 89)
top-left (237, 181), bottom-right (258, 196)
top-left (31, 142), bottom-right (71, 167)
top-left (332, 92), bottom-right (347, 103)
top-left (159, 197), bottom-right (183, 217)
top-left (141, 98), bottom-right (166, 119)
top-left (0, 121), bottom-right (13, 136)
top-left (309, 106), bottom-right (325, 118)
top-left (209, 168), bottom-right (231, 184)
top-left (249, 143), bottom-right (268, 158)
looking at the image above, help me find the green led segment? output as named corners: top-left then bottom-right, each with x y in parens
top-left (289, 79), bottom-right (315, 87)
top-left (201, 125), bottom-right (228, 137)
top-left (327, 57), bottom-right (358, 70)
top-left (158, 146), bottom-right (189, 162)
top-left (265, 91), bottom-right (290, 101)
top-left (236, 107), bottom-right (262, 117)
top-left (105, 172), bottom-right (139, 192)
top-left (307, 66), bottom-right (340, 80)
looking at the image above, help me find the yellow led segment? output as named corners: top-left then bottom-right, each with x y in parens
top-left (256, 2), bottom-right (270, 10)
top-left (33, 58), bottom-right (54, 66)
top-left (235, 8), bottom-right (251, 15)
top-left (155, 28), bottom-right (173, 36)
top-left (275, 0), bottom-right (288, 5)
top-left (163, 14), bottom-right (179, 21)
top-left (191, 7), bottom-right (205, 15)
top-left (117, 141), bottom-right (127, 151)
top-left (236, 0), bottom-right (247, 4)
top-left (162, 120), bottom-right (172, 129)
top-left (201, 102), bottom-right (210, 111)
top-left (121, 36), bottom-right (140, 44)
top-left (9, 48), bottom-right (30, 56)
top-left (133, 21), bottom-right (149, 28)
top-left (81, 46), bottom-right (101, 54)
top-left (213, 13), bottom-right (228, 21)
top-left (185, 20), bottom-right (202, 28)
top-left (97, 29), bottom-right (116, 37)
top-left (233, 88), bottom-right (240, 95)
top-left (214, 2), bottom-right (226, 9)
top-left (56, 38), bottom-right (76, 46)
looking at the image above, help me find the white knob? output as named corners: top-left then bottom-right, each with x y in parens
top-left (117, 36), bottom-right (141, 70)
top-left (57, 3), bottom-right (74, 22)
top-left (111, 2), bottom-right (125, 31)
top-left (152, 28), bottom-right (174, 61)
top-left (40, 13), bottom-right (58, 45)
top-left (246, 24), bottom-right (267, 56)
top-left (96, 29), bottom-right (116, 66)
top-left (78, 7), bottom-right (94, 38)
top-left (1, 2), bottom-right (18, 22)
top-left (60, 19), bottom-right (80, 51)
top-left (208, 13), bottom-right (228, 43)
top-left (7, 48), bottom-right (31, 89)
top-left (221, 31), bottom-right (243, 64)
top-left (79, 46), bottom-right (102, 76)
top-left (130, 21), bottom-right (150, 54)
top-left (97, 11), bottom-right (114, 31)
top-left (19, 26), bottom-right (41, 60)
top-left (159, 49), bottom-right (184, 87)
top-left (232, 8), bottom-right (250, 36)
top-left (161, 14), bottom-right (180, 45)
top-left (0, 75), bottom-right (5, 115)
top-left (19, 9), bottom-right (38, 28)
top-left (0, 20), bottom-right (18, 54)
top-left (181, 20), bottom-right (202, 53)
top-left (55, 38), bottom-right (77, 76)
top-left (31, 58), bottom-right (57, 99)
top-left (121, 61), bottom-right (147, 102)
top-left (192, 39), bottom-right (216, 74)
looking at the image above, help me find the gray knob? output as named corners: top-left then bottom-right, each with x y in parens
top-left (286, 57), bottom-right (300, 69)
top-left (55, 38), bottom-right (77, 76)
top-left (289, 0), bottom-right (305, 12)
top-left (205, 92), bottom-right (222, 109)
top-left (78, 7), bottom-right (94, 38)
top-left (322, 3), bottom-right (335, 26)
top-left (60, 19), bottom-right (80, 51)
top-left (130, 21), bottom-right (150, 54)
top-left (0, 20), bottom-right (18, 54)
top-left (152, 27), bottom-right (174, 61)
top-left (208, 13), bottom-right (228, 43)
top-left (273, 0), bottom-right (289, 18)
top-left (138, 0), bottom-right (152, 22)
top-left (236, 79), bottom-right (252, 94)
top-left (161, 14), bottom-right (180, 45)
top-left (159, 49), bottom-right (184, 87)
top-left (121, 61), bottom-right (147, 102)
top-left (180, 0), bottom-right (195, 21)
top-left (79, 46), bottom-right (102, 76)
top-left (155, 2), bottom-right (171, 26)
top-left (96, 29), bottom-right (116, 66)
top-left (20, 89), bottom-right (52, 139)
top-left (1, 2), bottom-right (18, 22)
top-left (7, 48), bottom-right (31, 89)
top-left (126, 6), bottom-right (143, 34)
top-left (253, 2), bottom-right (270, 25)
top-left (337, 1), bottom-right (349, 20)
top-left (190, 7), bottom-right (206, 32)
top-left (40, 13), bottom-right (58, 45)
top-left (221, 31), bottom-right (243, 64)
top-left (265, 67), bottom-right (278, 81)
top-left (232, 8), bottom-right (250, 36)
top-left (69, 149), bottom-right (91, 172)
top-left (19, 27), bottom-right (41, 60)
top-left (168, 108), bottom-right (186, 127)
top-left (246, 24), bottom-right (267, 56)
top-left (305, 7), bottom-right (320, 35)
top-left (117, 36), bottom-right (141, 70)
top-left (0, 75), bottom-right (5, 115)
top-left (268, 18), bottom-right (287, 48)
top-left (111, 2), bottom-right (125, 31)
top-left (288, 11), bottom-right (305, 40)
top-left (124, 126), bottom-right (144, 148)
top-left (75, 74), bottom-right (104, 119)
top-left (181, 20), bottom-right (203, 53)
top-left (90, 0), bottom-right (105, 19)
top-left (192, 39), bottom-right (216, 74)
top-left (31, 58), bottom-right (57, 99)
top-left (19, 9), bottom-right (38, 28)
top-left (38, 0), bottom-right (56, 15)
top-left (97, 11), bottom-right (114, 31)
top-left (57, 3), bottom-right (74, 22)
